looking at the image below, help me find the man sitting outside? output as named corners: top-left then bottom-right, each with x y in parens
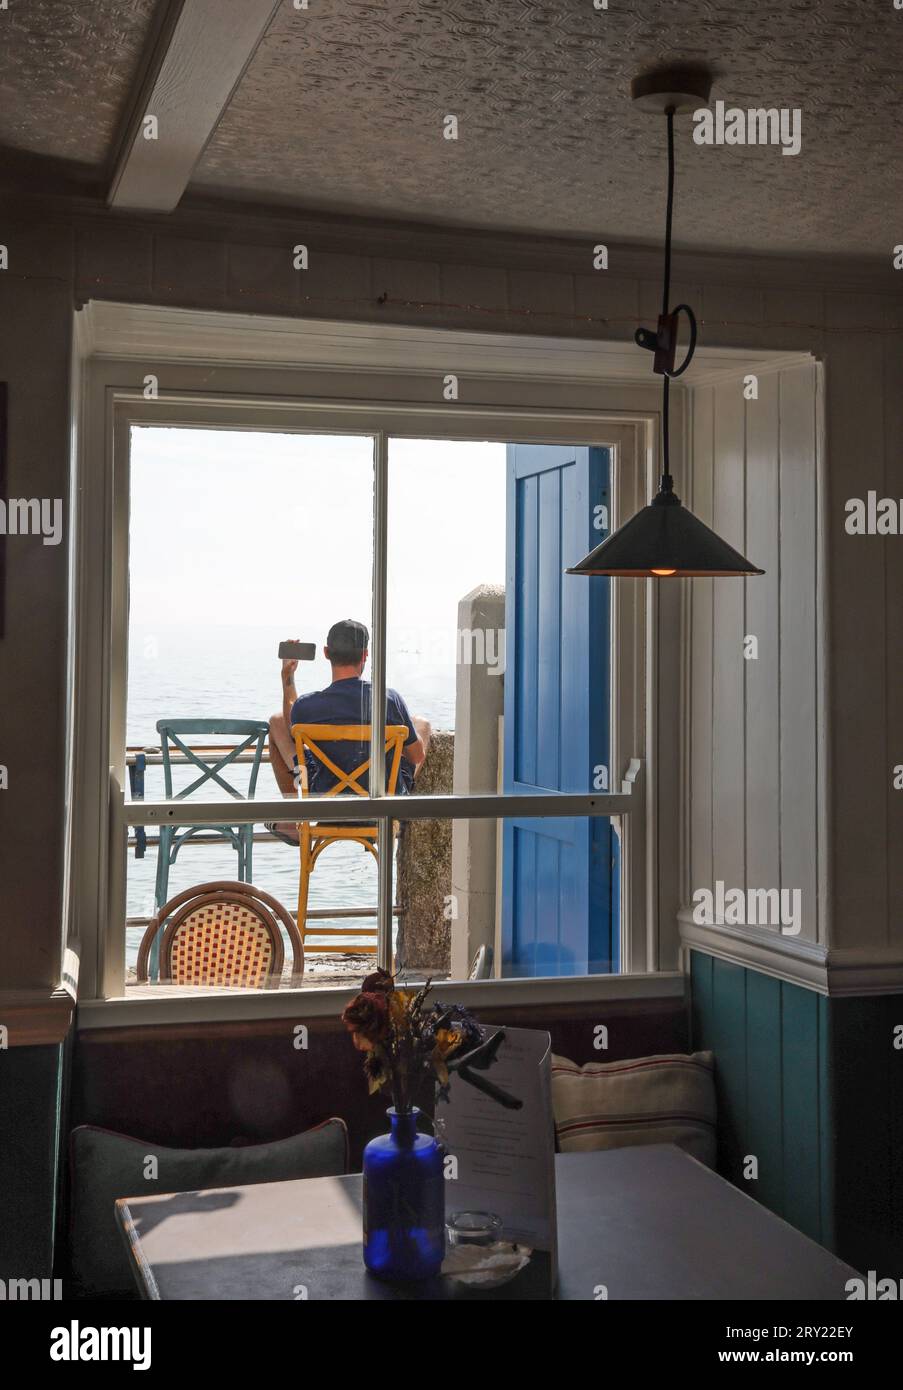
top-left (265, 618), bottom-right (431, 845)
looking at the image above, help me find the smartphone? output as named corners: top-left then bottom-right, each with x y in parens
top-left (278, 640), bottom-right (316, 661)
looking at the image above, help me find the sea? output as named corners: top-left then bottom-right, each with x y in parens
top-left (125, 621), bottom-right (461, 970)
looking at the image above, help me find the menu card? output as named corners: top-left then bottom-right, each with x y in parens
top-left (436, 1026), bottom-right (557, 1299)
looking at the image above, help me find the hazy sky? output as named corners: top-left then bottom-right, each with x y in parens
top-left (129, 428), bottom-right (507, 648)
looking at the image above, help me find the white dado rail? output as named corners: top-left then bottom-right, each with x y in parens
top-left (678, 909), bottom-right (903, 997)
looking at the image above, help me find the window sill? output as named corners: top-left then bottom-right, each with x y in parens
top-left (76, 971), bottom-right (685, 1031)
top-left (0, 984), bottom-right (76, 1047)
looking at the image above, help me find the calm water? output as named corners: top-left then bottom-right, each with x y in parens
top-left (125, 622), bottom-right (460, 968)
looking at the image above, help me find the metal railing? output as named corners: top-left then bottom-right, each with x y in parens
top-left (122, 739), bottom-right (636, 829)
top-left (119, 746), bottom-right (637, 964)
top-left (124, 791), bottom-right (633, 826)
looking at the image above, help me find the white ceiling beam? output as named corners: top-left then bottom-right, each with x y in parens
top-left (108, 0), bottom-right (281, 213)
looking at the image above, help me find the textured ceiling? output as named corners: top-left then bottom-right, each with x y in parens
top-left (0, 0), bottom-right (158, 171)
top-left (192, 0), bottom-right (903, 255)
top-left (0, 0), bottom-right (900, 257)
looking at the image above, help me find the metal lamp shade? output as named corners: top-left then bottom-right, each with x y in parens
top-left (567, 489), bottom-right (764, 577)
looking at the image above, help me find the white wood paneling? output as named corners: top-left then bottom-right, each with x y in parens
top-left (688, 362), bottom-right (822, 948)
top-left (689, 388), bottom-right (714, 897)
top-left (779, 364), bottom-right (819, 940)
top-left (744, 371), bottom-right (781, 931)
top-left (711, 382), bottom-right (747, 894)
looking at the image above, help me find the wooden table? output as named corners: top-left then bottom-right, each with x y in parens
top-left (116, 1144), bottom-right (859, 1300)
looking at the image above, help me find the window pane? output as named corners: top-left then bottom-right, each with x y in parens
top-left (122, 426), bottom-right (621, 995)
top-left (122, 809), bottom-right (621, 992)
top-left (385, 437), bottom-right (613, 803)
top-left (125, 425), bottom-right (375, 991)
top-left (386, 438), bottom-right (506, 801)
top-left (394, 815), bottom-right (622, 984)
top-left (383, 437), bottom-right (617, 981)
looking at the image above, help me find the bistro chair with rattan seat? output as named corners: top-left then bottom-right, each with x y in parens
top-left (136, 881), bottom-right (304, 988)
top-left (290, 723), bottom-right (409, 955)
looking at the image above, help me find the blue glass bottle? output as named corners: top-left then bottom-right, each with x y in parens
top-left (362, 1107), bottom-right (445, 1280)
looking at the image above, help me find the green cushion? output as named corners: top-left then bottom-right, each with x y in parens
top-left (69, 1118), bottom-right (348, 1297)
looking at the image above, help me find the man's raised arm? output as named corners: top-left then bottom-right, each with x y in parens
top-left (281, 650), bottom-right (299, 727)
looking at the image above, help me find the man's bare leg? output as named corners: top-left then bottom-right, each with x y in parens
top-left (267, 712), bottom-right (301, 843)
top-left (411, 716), bottom-right (432, 781)
top-left (268, 713), bottom-right (296, 794)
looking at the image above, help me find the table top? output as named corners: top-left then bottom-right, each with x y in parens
top-left (116, 1144), bottom-right (859, 1301)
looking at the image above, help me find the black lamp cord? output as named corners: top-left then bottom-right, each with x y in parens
top-left (659, 107), bottom-right (697, 495)
top-left (661, 109), bottom-right (676, 493)
top-left (662, 108), bottom-right (675, 324)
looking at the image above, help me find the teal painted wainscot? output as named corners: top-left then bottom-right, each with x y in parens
top-left (0, 1042), bottom-right (65, 1279)
top-left (690, 951), bottom-right (903, 1278)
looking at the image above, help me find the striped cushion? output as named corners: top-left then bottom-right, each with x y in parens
top-left (551, 1051), bottom-right (716, 1167)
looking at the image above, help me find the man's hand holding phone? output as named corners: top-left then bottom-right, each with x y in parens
top-left (279, 639), bottom-right (314, 727)
top-left (278, 638), bottom-right (315, 676)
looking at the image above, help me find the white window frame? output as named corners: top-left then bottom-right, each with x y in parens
top-left (68, 302), bottom-right (704, 1024)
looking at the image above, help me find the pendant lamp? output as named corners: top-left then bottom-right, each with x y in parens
top-left (568, 68), bottom-right (764, 579)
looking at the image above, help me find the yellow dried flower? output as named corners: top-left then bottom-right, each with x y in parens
top-left (433, 1027), bottom-right (463, 1058)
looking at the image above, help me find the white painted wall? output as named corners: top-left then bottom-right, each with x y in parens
top-left (683, 311), bottom-right (903, 996)
top-left (686, 363), bottom-right (823, 947)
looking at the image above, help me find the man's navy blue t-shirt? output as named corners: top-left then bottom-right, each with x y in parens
top-left (289, 677), bottom-right (418, 795)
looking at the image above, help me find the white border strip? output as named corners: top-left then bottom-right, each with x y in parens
top-left (77, 969), bottom-right (687, 1030)
top-left (79, 301), bottom-right (811, 386)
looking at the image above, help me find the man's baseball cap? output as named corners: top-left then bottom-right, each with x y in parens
top-left (326, 618), bottom-right (369, 658)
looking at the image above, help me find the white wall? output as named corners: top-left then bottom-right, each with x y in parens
top-left (686, 363), bottom-right (823, 947)
top-left (683, 312), bottom-right (903, 993)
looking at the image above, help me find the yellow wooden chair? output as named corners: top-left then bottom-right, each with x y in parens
top-left (290, 723), bottom-right (410, 955)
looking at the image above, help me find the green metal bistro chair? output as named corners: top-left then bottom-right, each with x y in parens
top-left (151, 720), bottom-right (269, 976)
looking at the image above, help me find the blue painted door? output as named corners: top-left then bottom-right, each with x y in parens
top-left (502, 444), bottom-right (618, 976)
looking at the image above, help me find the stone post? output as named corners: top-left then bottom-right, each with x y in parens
top-left (395, 730), bottom-right (454, 973)
top-left (449, 584), bottom-right (505, 978)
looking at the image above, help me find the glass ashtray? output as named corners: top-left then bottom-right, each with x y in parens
top-left (446, 1210), bottom-right (503, 1247)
